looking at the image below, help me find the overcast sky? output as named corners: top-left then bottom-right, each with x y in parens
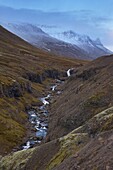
top-left (0, 0), bottom-right (113, 50)
top-left (0, 0), bottom-right (113, 13)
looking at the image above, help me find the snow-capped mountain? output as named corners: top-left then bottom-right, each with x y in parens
top-left (0, 6), bottom-right (112, 58)
top-left (2, 23), bottom-right (90, 60)
top-left (39, 29), bottom-right (112, 58)
top-left (2, 23), bottom-right (112, 60)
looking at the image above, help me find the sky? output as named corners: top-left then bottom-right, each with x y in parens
top-left (0, 0), bottom-right (113, 13)
top-left (0, 0), bottom-right (113, 50)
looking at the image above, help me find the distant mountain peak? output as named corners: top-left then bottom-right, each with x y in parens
top-left (63, 30), bottom-right (77, 36)
top-left (43, 28), bottom-right (111, 58)
top-left (94, 38), bottom-right (103, 46)
top-left (1, 22), bottom-right (112, 60)
top-left (58, 30), bottom-right (93, 44)
top-left (6, 23), bottom-right (48, 35)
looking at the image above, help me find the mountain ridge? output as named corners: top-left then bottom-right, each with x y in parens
top-left (2, 22), bottom-right (112, 60)
top-left (45, 29), bottom-right (112, 58)
top-left (2, 23), bottom-right (91, 60)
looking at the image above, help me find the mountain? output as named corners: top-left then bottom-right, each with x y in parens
top-left (1, 24), bottom-right (113, 170)
top-left (3, 23), bottom-right (112, 60)
top-left (42, 29), bottom-right (112, 59)
top-left (0, 5), bottom-right (112, 60)
top-left (0, 25), bottom-right (86, 155)
top-left (2, 23), bottom-right (91, 60)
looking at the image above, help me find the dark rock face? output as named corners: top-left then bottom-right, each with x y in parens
top-left (24, 72), bottom-right (44, 84)
top-left (45, 69), bottom-right (60, 79)
top-left (0, 69), bottom-right (63, 98)
top-left (9, 82), bottom-right (22, 97)
top-left (0, 69), bottom-right (62, 98)
top-left (24, 69), bottom-right (61, 84)
top-left (0, 81), bottom-right (32, 98)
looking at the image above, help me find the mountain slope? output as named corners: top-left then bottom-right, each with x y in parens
top-left (0, 25), bottom-right (87, 155)
top-left (0, 5), bottom-right (112, 60)
top-left (1, 25), bottom-right (113, 170)
top-left (1, 53), bottom-right (113, 169)
top-left (3, 23), bottom-right (112, 60)
top-left (2, 23), bottom-right (90, 60)
top-left (45, 30), bottom-right (112, 59)
top-left (47, 54), bottom-right (113, 140)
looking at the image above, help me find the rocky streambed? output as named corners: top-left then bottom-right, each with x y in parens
top-left (21, 69), bottom-right (73, 150)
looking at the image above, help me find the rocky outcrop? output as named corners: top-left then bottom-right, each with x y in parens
top-left (0, 81), bottom-right (32, 98)
top-left (24, 72), bottom-right (44, 84)
top-left (45, 69), bottom-right (60, 79)
top-left (23, 69), bottom-right (61, 84)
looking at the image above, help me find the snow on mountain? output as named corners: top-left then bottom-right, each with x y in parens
top-left (3, 23), bottom-right (49, 43)
top-left (2, 22), bottom-right (112, 59)
top-left (2, 23), bottom-right (90, 60)
top-left (39, 28), bottom-right (112, 58)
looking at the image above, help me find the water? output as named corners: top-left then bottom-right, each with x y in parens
top-left (67, 68), bottom-right (74, 77)
top-left (22, 82), bottom-right (58, 150)
top-left (51, 85), bottom-right (57, 91)
top-left (21, 71), bottom-right (73, 150)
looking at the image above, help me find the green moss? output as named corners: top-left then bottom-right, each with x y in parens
top-left (0, 113), bottom-right (25, 154)
top-left (46, 133), bottom-right (89, 170)
top-left (0, 148), bottom-right (35, 170)
top-left (0, 100), bottom-right (27, 153)
top-left (71, 106), bottom-right (113, 135)
top-left (83, 92), bottom-right (106, 108)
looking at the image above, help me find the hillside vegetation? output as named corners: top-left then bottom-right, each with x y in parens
top-left (0, 26), bottom-right (87, 155)
top-left (1, 25), bottom-right (113, 170)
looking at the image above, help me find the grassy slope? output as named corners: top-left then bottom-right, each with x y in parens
top-left (1, 55), bottom-right (113, 170)
top-left (0, 26), bottom-right (87, 155)
top-left (47, 55), bottom-right (113, 140)
top-left (1, 107), bottom-right (113, 170)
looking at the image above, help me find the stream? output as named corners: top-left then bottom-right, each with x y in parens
top-left (67, 68), bottom-right (74, 77)
top-left (22, 69), bottom-right (73, 150)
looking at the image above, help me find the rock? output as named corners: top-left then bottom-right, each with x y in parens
top-left (24, 72), bottom-right (44, 84)
top-left (0, 81), bottom-right (32, 98)
top-left (45, 69), bottom-right (60, 79)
